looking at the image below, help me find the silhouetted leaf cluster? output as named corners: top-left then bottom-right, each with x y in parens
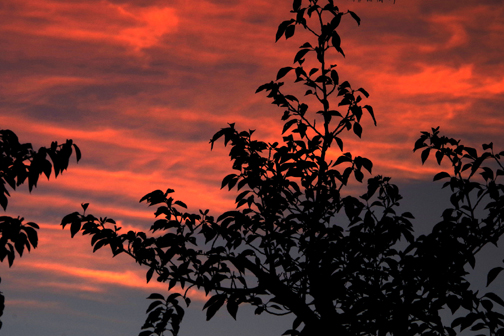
top-left (0, 129), bottom-right (79, 329)
top-left (137, 293), bottom-right (189, 336)
top-left (0, 129), bottom-right (80, 210)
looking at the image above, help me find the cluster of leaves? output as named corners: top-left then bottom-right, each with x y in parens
top-left (62, 1), bottom-right (504, 336)
top-left (0, 129), bottom-right (81, 210)
top-left (0, 129), bottom-right (80, 328)
top-left (139, 293), bottom-right (190, 336)
top-left (0, 216), bottom-right (38, 267)
top-left (412, 127), bottom-right (504, 335)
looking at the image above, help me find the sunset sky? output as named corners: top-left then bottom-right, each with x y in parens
top-left (1, 0), bottom-right (504, 335)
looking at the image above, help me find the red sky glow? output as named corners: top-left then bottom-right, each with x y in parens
top-left (1, 0), bottom-right (503, 335)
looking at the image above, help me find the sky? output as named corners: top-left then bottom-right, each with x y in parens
top-left (0, 0), bottom-right (503, 335)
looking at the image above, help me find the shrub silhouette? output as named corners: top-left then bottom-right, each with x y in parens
top-left (63, 1), bottom-right (504, 335)
top-left (0, 129), bottom-right (79, 328)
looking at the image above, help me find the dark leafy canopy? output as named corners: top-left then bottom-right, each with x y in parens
top-left (0, 129), bottom-right (80, 328)
top-left (63, 1), bottom-right (503, 336)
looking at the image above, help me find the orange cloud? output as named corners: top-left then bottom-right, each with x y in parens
top-left (393, 65), bottom-right (473, 96)
top-left (113, 5), bottom-right (179, 51)
top-left (24, 261), bottom-right (207, 301)
top-left (1, 1), bottom-right (178, 52)
top-left (33, 281), bottom-right (102, 293)
top-left (428, 14), bottom-right (469, 49)
top-left (367, 64), bottom-right (504, 99)
top-left (31, 262), bottom-right (163, 289)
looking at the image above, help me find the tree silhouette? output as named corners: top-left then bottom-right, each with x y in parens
top-left (63, 1), bottom-right (504, 335)
top-left (0, 129), bottom-right (80, 328)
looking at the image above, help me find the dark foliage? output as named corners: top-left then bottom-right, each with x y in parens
top-left (63, 1), bottom-right (504, 335)
top-left (0, 129), bottom-right (79, 328)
